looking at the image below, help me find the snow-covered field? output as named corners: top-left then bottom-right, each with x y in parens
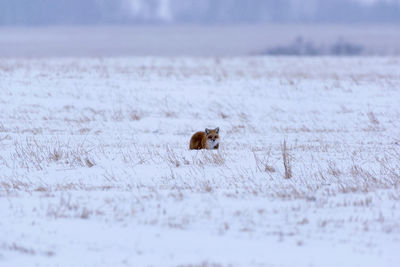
top-left (1, 57), bottom-right (399, 266)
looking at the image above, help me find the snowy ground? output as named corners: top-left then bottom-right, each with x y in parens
top-left (0, 57), bottom-right (400, 266)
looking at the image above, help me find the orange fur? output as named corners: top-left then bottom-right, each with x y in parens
top-left (189, 128), bottom-right (220, 150)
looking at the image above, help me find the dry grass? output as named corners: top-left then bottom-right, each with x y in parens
top-left (1, 243), bottom-right (54, 257)
top-left (3, 137), bottom-right (400, 198)
top-left (367, 111), bottom-right (380, 125)
top-left (11, 137), bottom-right (96, 171)
top-left (253, 148), bottom-right (275, 173)
top-left (281, 140), bottom-right (292, 179)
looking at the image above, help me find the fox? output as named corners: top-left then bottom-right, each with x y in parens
top-left (189, 127), bottom-right (220, 150)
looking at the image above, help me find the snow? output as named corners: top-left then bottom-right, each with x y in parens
top-left (0, 57), bottom-right (400, 266)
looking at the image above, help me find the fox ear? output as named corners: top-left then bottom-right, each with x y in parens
top-left (205, 128), bottom-right (210, 134)
top-left (215, 127), bottom-right (219, 133)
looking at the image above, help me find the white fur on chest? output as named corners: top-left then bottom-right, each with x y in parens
top-left (206, 139), bottom-right (219, 149)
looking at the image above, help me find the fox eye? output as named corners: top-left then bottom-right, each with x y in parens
top-left (208, 136), bottom-right (212, 139)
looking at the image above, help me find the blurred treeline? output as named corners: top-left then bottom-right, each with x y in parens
top-left (1, 0), bottom-right (399, 25)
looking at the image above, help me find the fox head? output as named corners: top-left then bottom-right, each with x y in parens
top-left (205, 127), bottom-right (219, 148)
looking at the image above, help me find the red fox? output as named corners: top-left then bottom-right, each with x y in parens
top-left (189, 128), bottom-right (220, 150)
